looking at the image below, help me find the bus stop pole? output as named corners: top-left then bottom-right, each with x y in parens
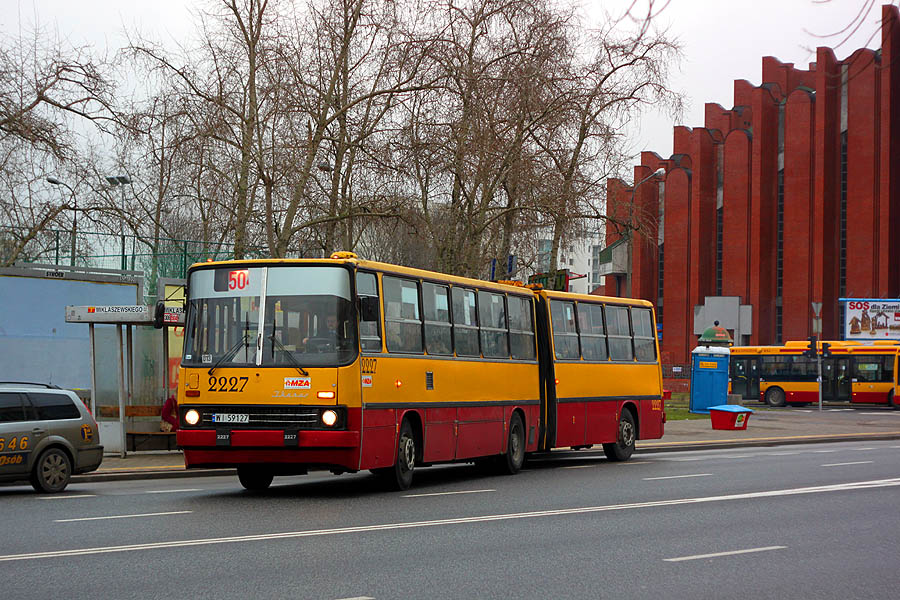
top-left (116, 324), bottom-right (127, 458)
top-left (88, 323), bottom-right (96, 415)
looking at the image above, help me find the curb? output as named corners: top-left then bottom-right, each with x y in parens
top-left (69, 432), bottom-right (900, 482)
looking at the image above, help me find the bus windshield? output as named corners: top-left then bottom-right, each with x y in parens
top-left (183, 265), bottom-right (357, 368)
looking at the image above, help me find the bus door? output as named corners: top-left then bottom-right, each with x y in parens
top-left (730, 358), bottom-right (759, 400)
top-left (832, 358), bottom-right (851, 401)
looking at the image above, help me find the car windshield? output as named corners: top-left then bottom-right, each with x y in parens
top-left (183, 266), bottom-right (357, 368)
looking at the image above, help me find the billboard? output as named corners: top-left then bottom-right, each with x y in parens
top-left (842, 299), bottom-right (900, 341)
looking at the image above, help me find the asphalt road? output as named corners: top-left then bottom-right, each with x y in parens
top-left (2, 440), bottom-right (899, 599)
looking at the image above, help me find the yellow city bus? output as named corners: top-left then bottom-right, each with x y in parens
top-left (173, 253), bottom-right (665, 490)
top-left (730, 341), bottom-right (899, 408)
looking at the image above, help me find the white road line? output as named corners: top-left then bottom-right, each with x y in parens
top-left (55, 511), bottom-right (192, 523)
top-left (664, 457), bottom-right (706, 462)
top-left (853, 447), bottom-right (877, 451)
top-left (145, 489), bottom-right (203, 494)
top-left (403, 489), bottom-right (495, 498)
top-left (39, 495), bottom-right (96, 500)
top-left (664, 546), bottom-right (786, 562)
top-left (643, 474), bottom-right (712, 481)
top-left (813, 450), bottom-right (837, 453)
top-left (617, 461), bottom-right (651, 466)
top-left (821, 461), bottom-right (873, 467)
top-left (562, 465), bottom-right (597, 469)
top-left (3, 478), bottom-right (899, 563)
top-left (768, 452), bottom-right (800, 456)
top-left (333, 597), bottom-right (375, 600)
top-left (720, 455), bottom-right (754, 459)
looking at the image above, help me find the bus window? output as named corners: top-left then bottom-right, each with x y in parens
top-left (357, 272), bottom-right (382, 352)
top-left (478, 291), bottom-right (509, 358)
top-left (423, 282), bottom-right (452, 355)
top-left (452, 287), bottom-right (480, 357)
top-left (507, 295), bottom-right (535, 360)
top-left (550, 300), bottom-right (579, 360)
top-left (632, 307), bottom-right (656, 362)
top-left (384, 276), bottom-right (423, 354)
top-left (854, 357), bottom-right (888, 382)
top-left (606, 305), bottom-right (633, 361)
top-left (579, 303), bottom-right (607, 361)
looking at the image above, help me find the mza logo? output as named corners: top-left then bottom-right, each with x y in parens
top-left (361, 375), bottom-right (373, 388)
top-left (284, 377), bottom-right (311, 390)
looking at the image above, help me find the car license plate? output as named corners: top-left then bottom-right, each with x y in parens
top-left (213, 413), bottom-right (249, 424)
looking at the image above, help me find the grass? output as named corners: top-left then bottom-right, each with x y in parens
top-left (664, 392), bottom-right (710, 421)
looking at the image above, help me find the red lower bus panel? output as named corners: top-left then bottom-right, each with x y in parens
top-left (851, 391), bottom-right (890, 404)
top-left (585, 401), bottom-right (616, 445)
top-left (556, 402), bottom-right (586, 447)
top-left (183, 448), bottom-right (359, 471)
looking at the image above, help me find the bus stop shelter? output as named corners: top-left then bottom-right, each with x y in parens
top-left (65, 304), bottom-right (185, 457)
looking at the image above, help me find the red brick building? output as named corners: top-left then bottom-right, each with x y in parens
top-left (601, 4), bottom-right (900, 368)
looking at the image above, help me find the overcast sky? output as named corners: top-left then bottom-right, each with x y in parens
top-left (3, 0), bottom-right (889, 164)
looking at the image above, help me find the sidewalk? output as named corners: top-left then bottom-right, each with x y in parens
top-left (74, 407), bottom-right (900, 482)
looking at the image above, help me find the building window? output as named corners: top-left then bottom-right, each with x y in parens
top-left (840, 131), bottom-right (847, 298)
top-left (716, 206), bottom-right (723, 296)
top-left (776, 168), bottom-right (784, 342)
top-left (657, 242), bottom-right (664, 329)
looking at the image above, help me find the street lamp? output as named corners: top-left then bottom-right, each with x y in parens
top-left (105, 175), bottom-right (131, 270)
top-left (46, 177), bottom-right (77, 266)
top-left (625, 167), bottom-right (665, 296)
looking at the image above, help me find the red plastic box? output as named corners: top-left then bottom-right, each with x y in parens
top-left (709, 405), bottom-right (753, 430)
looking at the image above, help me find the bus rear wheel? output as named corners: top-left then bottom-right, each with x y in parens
top-left (603, 410), bottom-right (635, 462)
top-left (889, 390), bottom-right (898, 411)
top-left (238, 466), bottom-right (274, 491)
top-left (765, 387), bottom-right (786, 407)
top-left (498, 413), bottom-right (525, 475)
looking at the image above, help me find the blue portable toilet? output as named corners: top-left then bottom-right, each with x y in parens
top-left (690, 345), bottom-right (731, 414)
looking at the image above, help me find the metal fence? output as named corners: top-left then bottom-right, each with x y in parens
top-left (1, 226), bottom-right (267, 301)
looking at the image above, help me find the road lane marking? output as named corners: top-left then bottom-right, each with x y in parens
top-left (617, 461), bottom-right (651, 466)
top-left (403, 489), bottom-right (495, 498)
top-left (39, 495), bottom-right (96, 500)
top-left (563, 465), bottom-right (597, 469)
top-left (55, 511), bottom-right (192, 523)
top-left (813, 450), bottom-right (837, 453)
top-left (643, 474), bottom-right (712, 481)
top-left (4, 478), bottom-right (899, 562)
top-left (664, 546), bottom-right (786, 562)
top-left (145, 489), bottom-right (202, 494)
top-left (334, 597), bottom-right (375, 600)
top-left (720, 455), bottom-right (754, 459)
top-left (821, 461), bottom-right (873, 467)
top-left (853, 447), bottom-right (877, 451)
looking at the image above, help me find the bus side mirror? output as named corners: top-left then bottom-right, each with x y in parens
top-left (359, 296), bottom-right (380, 322)
top-left (153, 301), bottom-right (166, 329)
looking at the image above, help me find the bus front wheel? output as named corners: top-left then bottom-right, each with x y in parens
top-left (603, 410), bottom-right (636, 462)
top-left (238, 466), bottom-right (274, 491)
top-left (390, 420), bottom-right (416, 491)
top-left (765, 387), bottom-right (786, 407)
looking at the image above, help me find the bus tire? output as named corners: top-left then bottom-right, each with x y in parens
top-left (30, 447), bottom-right (72, 493)
top-left (603, 410), bottom-right (636, 462)
top-left (237, 466), bottom-right (274, 491)
top-left (765, 387), bottom-right (786, 407)
top-left (390, 419), bottom-right (416, 491)
top-left (889, 390), bottom-right (898, 410)
top-left (498, 412), bottom-right (525, 475)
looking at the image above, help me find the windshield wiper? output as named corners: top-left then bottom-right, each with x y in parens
top-left (269, 334), bottom-right (309, 376)
top-left (208, 332), bottom-right (251, 376)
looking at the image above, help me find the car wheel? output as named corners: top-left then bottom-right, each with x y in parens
top-left (603, 410), bottom-right (636, 462)
top-left (765, 387), bottom-right (786, 407)
top-left (237, 465), bottom-right (274, 491)
top-left (30, 448), bottom-right (72, 493)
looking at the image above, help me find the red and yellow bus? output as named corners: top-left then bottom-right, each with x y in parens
top-left (730, 341), bottom-right (899, 408)
top-left (173, 253), bottom-right (665, 490)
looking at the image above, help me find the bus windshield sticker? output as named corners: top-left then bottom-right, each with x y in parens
top-left (284, 377), bottom-right (311, 390)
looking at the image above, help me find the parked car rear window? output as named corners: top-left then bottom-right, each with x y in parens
top-left (29, 393), bottom-right (80, 420)
top-left (0, 392), bottom-right (26, 422)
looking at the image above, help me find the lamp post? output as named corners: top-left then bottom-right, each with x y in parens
top-left (46, 177), bottom-right (77, 266)
top-left (625, 168), bottom-right (665, 296)
top-left (105, 175), bottom-right (131, 270)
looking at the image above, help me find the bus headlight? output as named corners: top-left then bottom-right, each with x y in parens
top-left (321, 409), bottom-right (338, 427)
top-left (184, 409), bottom-right (200, 426)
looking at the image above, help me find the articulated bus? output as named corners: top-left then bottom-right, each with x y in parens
top-left (173, 253), bottom-right (665, 490)
top-left (730, 341), bottom-right (899, 408)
